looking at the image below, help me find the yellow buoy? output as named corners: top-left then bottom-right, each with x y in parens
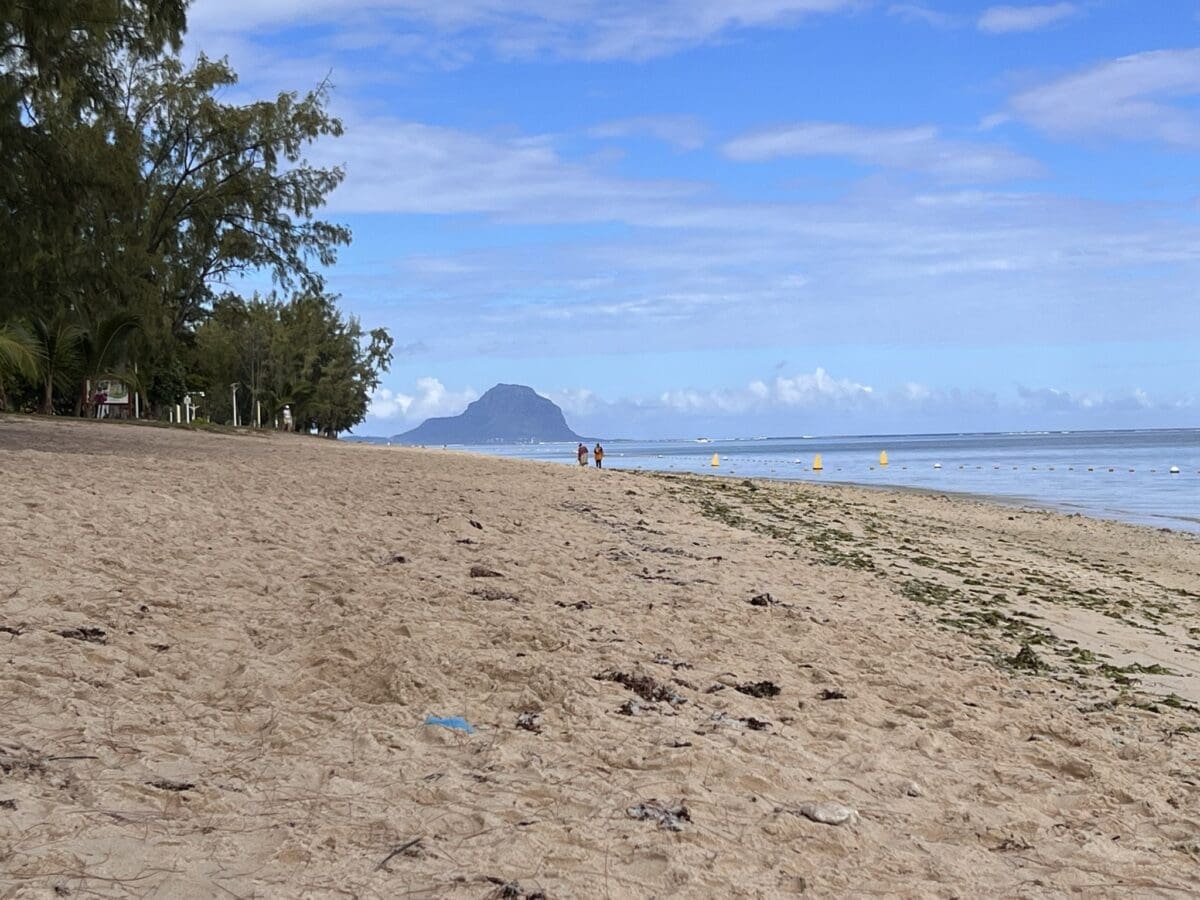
top-left (711, 453), bottom-right (720, 467)
top-left (879, 450), bottom-right (888, 466)
top-left (813, 453), bottom-right (823, 471)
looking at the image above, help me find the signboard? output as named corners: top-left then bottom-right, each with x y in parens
top-left (97, 380), bottom-right (129, 405)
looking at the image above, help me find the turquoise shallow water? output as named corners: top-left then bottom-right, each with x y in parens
top-left (451, 429), bottom-right (1200, 534)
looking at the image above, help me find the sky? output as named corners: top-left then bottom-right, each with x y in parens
top-left (183, 0), bottom-right (1200, 438)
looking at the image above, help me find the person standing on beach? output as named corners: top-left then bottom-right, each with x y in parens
top-left (593, 443), bottom-right (604, 469)
top-left (577, 443), bottom-right (589, 466)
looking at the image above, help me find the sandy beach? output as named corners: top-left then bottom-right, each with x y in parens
top-left (2, 416), bottom-right (1198, 898)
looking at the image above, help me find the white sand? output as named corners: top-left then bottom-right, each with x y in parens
top-left (1, 416), bottom-right (1198, 897)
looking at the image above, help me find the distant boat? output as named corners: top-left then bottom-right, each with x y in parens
top-left (695, 437), bottom-right (711, 443)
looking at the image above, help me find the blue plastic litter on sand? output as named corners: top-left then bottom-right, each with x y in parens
top-left (424, 715), bottom-right (476, 734)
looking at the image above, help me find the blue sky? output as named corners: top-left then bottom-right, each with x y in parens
top-left (185, 0), bottom-right (1199, 437)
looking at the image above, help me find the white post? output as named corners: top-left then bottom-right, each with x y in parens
top-left (230, 383), bottom-right (239, 428)
top-left (256, 400), bottom-right (262, 428)
top-left (133, 363), bottom-right (140, 419)
top-left (175, 403), bottom-right (181, 424)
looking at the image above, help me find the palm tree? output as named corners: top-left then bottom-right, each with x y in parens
top-left (23, 310), bottom-right (142, 416)
top-left (76, 310), bottom-right (142, 416)
top-left (0, 323), bottom-right (42, 411)
top-left (27, 314), bottom-right (83, 414)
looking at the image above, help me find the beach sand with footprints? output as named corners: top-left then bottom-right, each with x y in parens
top-left (2, 415), bottom-right (1199, 897)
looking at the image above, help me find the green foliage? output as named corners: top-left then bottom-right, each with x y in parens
top-left (28, 313), bottom-right (85, 413)
top-left (191, 292), bottom-right (393, 435)
top-left (1, 1), bottom-right (187, 322)
top-left (77, 309), bottom-right (142, 411)
top-left (21, 308), bottom-right (140, 414)
top-left (0, 321), bottom-right (41, 410)
top-left (146, 355), bottom-right (186, 409)
top-left (1, 2), bottom-right (391, 433)
top-left (118, 54), bottom-right (350, 338)
top-left (1, 1), bottom-right (186, 101)
top-left (0, 322), bottom-right (39, 379)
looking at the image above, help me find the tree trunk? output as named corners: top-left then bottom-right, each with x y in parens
top-left (40, 375), bottom-right (54, 414)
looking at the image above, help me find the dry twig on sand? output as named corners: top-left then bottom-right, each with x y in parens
top-left (376, 837), bottom-right (422, 871)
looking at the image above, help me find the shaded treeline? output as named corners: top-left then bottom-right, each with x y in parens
top-left (0, 1), bottom-right (392, 433)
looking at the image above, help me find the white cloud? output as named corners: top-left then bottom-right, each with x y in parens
top-left (660, 387), bottom-right (752, 414)
top-left (1007, 48), bottom-right (1200, 146)
top-left (659, 367), bottom-right (876, 414)
top-left (360, 371), bottom-right (1197, 438)
top-left (888, 3), bottom-right (960, 28)
top-left (544, 387), bottom-right (600, 417)
top-left (774, 368), bottom-right (874, 405)
top-left (1015, 385), bottom-right (1170, 414)
top-left (730, 377), bottom-right (1174, 426)
top-left (317, 117), bottom-right (701, 218)
top-left (186, 0), bottom-right (859, 63)
top-left (978, 3), bottom-right (1076, 34)
top-left (588, 116), bottom-right (708, 151)
top-left (345, 168), bottom-right (1200, 362)
top-left (722, 122), bottom-right (1043, 182)
top-left (368, 387), bottom-right (410, 419)
top-left (369, 377), bottom-right (477, 421)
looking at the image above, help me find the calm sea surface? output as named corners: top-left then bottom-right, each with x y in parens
top-left (445, 430), bottom-right (1200, 534)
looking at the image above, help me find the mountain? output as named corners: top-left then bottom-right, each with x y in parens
top-left (394, 384), bottom-right (585, 444)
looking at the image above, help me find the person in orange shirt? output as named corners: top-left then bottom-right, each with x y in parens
top-left (593, 443), bottom-right (604, 469)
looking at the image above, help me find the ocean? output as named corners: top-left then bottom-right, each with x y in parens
top-left (444, 429), bottom-right (1200, 534)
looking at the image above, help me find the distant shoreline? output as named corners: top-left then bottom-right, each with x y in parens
top-left (429, 429), bottom-right (1199, 537)
top-left (347, 430), bottom-right (1200, 536)
top-left (751, 473), bottom-right (1200, 537)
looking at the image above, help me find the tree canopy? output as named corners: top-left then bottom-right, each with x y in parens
top-left (191, 292), bottom-right (393, 435)
top-left (0, 2), bottom-right (391, 434)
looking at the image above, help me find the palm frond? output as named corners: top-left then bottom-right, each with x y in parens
top-left (0, 324), bottom-right (42, 381)
top-left (29, 315), bottom-right (84, 392)
top-left (84, 312), bottom-right (142, 375)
